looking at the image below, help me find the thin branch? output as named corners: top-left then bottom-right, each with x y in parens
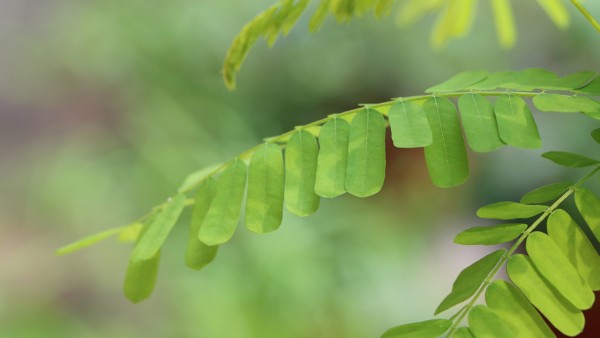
top-left (570, 0), bottom-right (600, 33)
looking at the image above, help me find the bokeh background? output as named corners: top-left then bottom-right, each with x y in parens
top-left (1, 1), bottom-right (600, 337)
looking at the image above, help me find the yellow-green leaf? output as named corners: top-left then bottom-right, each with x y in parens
top-left (388, 100), bottom-right (432, 148)
top-left (285, 130), bottom-right (320, 216)
top-left (476, 201), bottom-right (546, 220)
top-left (454, 223), bottom-right (526, 245)
top-left (533, 94), bottom-right (600, 113)
top-left (426, 71), bottom-right (488, 93)
top-left (491, 0), bottom-right (516, 48)
top-left (542, 151), bottom-right (600, 168)
top-left (177, 163), bottom-right (222, 193)
top-left (575, 187), bottom-right (600, 242)
top-left (118, 223), bottom-right (144, 243)
top-left (536, 0), bottom-right (570, 28)
top-left (56, 227), bottom-right (122, 255)
top-left (494, 94), bottom-right (542, 149)
top-left (458, 93), bottom-right (504, 152)
top-left (381, 319), bottom-right (452, 338)
top-left (520, 182), bottom-right (571, 205)
top-left (309, 0), bottom-right (332, 32)
top-left (468, 305), bottom-right (515, 338)
top-left (453, 327), bottom-right (475, 338)
top-left (396, 0), bottom-right (445, 27)
top-left (315, 117), bottom-right (350, 198)
top-left (124, 250), bottom-right (160, 303)
top-left (186, 178), bottom-right (218, 270)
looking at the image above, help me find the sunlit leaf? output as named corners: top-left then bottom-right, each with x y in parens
top-left (520, 182), bottom-right (571, 204)
top-left (533, 94), bottom-right (600, 113)
top-left (574, 187), bottom-right (600, 242)
top-left (309, 0), bottom-right (332, 32)
top-left (56, 227), bottom-right (122, 255)
top-left (430, 0), bottom-right (478, 48)
top-left (458, 93), bottom-right (504, 152)
top-left (396, 0), bottom-right (445, 27)
top-left (541, 151), bottom-right (600, 168)
top-left (315, 117), bottom-right (350, 198)
top-left (124, 250), bottom-right (160, 303)
top-left (491, 0), bottom-right (516, 48)
top-left (426, 71), bottom-right (488, 93)
top-left (494, 94), bottom-right (542, 149)
top-left (435, 249), bottom-right (505, 314)
top-left (118, 223), bottom-right (144, 243)
top-left (468, 305), bottom-right (515, 338)
top-left (454, 223), bottom-right (526, 245)
top-left (476, 201), bottom-right (546, 220)
top-left (186, 178), bottom-right (218, 271)
top-left (381, 319), bottom-right (452, 338)
top-left (536, 0), bottom-right (570, 28)
top-left (388, 100), bottom-right (433, 148)
top-left (453, 327), bottom-right (475, 338)
top-left (285, 130), bottom-right (320, 216)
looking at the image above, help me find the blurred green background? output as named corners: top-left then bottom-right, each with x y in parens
top-left (1, 1), bottom-right (599, 337)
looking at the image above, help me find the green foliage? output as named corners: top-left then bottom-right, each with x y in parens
top-left (520, 182), bottom-right (571, 204)
top-left (387, 101), bottom-right (432, 148)
top-left (380, 319), bottom-right (452, 338)
top-left (457, 94), bottom-right (504, 153)
top-left (476, 201), bottom-right (546, 220)
top-left (454, 223), bottom-right (526, 245)
top-left (315, 117), bottom-right (350, 197)
top-left (542, 151), bottom-right (600, 168)
top-left (284, 130), bottom-right (320, 215)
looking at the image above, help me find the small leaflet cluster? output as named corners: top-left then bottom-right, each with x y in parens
top-left (57, 69), bottom-right (600, 310)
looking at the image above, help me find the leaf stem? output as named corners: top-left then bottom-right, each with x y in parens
top-left (570, 0), bottom-right (600, 33)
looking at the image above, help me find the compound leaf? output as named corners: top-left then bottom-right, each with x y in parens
top-left (494, 94), bottom-right (542, 149)
top-left (468, 305), bottom-right (515, 338)
top-left (285, 130), bottom-right (320, 216)
top-left (388, 100), bottom-right (433, 148)
top-left (575, 187), bottom-right (600, 242)
top-left (315, 117), bottom-right (350, 198)
top-left (381, 319), bottom-right (452, 338)
top-left (542, 151), bottom-right (600, 168)
top-left (520, 182), bottom-right (571, 204)
top-left (186, 178), bottom-right (218, 270)
top-left (476, 202), bottom-right (546, 220)
top-left (458, 93), bottom-right (504, 152)
top-left (454, 223), bottom-right (526, 245)
top-left (124, 250), bottom-right (161, 303)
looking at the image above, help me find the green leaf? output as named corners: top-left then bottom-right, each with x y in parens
top-left (458, 94), bottom-right (504, 152)
top-left (491, 0), bottom-right (516, 48)
top-left (117, 223), bottom-right (143, 243)
top-left (315, 117), bottom-right (350, 198)
top-left (507, 254), bottom-right (584, 336)
top-left (56, 227), bottom-right (122, 255)
top-left (548, 210), bottom-right (600, 291)
top-left (541, 151), bottom-right (600, 168)
top-left (503, 68), bottom-right (558, 91)
top-left (576, 75), bottom-right (600, 96)
top-left (345, 108), bottom-right (386, 197)
top-left (198, 159), bottom-right (247, 245)
top-left (467, 71), bottom-right (516, 90)
top-left (381, 319), bottom-right (452, 338)
top-left (536, 0), bottom-right (570, 28)
top-left (485, 280), bottom-right (555, 338)
top-left (423, 96), bottom-right (470, 188)
top-left (453, 327), bottom-right (475, 338)
top-left (245, 143), bottom-right (285, 233)
top-left (454, 223), bottom-right (526, 245)
top-left (177, 163), bottom-right (222, 193)
top-left (285, 130), bottom-right (320, 216)
top-left (309, 0), bottom-right (331, 32)
top-left (388, 101), bottom-right (433, 148)
top-left (552, 71), bottom-right (596, 90)
top-left (132, 194), bottom-right (187, 261)
top-left (520, 182), bottom-right (572, 204)
top-left (186, 178), bottom-right (218, 271)
top-left (592, 128), bottom-right (600, 144)
top-left (430, 0), bottom-right (478, 48)
top-left (375, 0), bottom-right (394, 17)
top-left (124, 250), bottom-right (160, 303)
top-left (494, 94), bottom-right (542, 149)
top-left (526, 232), bottom-right (595, 310)
top-left (396, 0), bottom-right (445, 28)
top-left (533, 94), bottom-right (600, 113)
top-left (435, 249), bottom-right (505, 314)
top-left (469, 305), bottom-right (515, 338)
top-left (425, 71), bottom-right (489, 93)
top-left (574, 187), bottom-right (600, 242)
top-left (476, 201), bottom-right (546, 220)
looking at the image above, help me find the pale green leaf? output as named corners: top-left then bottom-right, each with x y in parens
top-left (548, 210), bottom-right (600, 290)
top-left (592, 128), bottom-right (600, 144)
top-left (435, 249), bottom-right (505, 314)
top-left (177, 163), bottom-right (222, 193)
top-left (485, 280), bottom-right (555, 338)
top-left (454, 223), bottom-right (526, 245)
top-left (426, 71), bottom-right (488, 93)
top-left (124, 250), bottom-right (160, 303)
top-left (494, 94), bottom-right (542, 148)
top-left (536, 0), bottom-right (570, 28)
top-left (476, 201), bottom-right (546, 220)
top-left (458, 93), bottom-right (504, 152)
top-left (132, 194), bottom-right (187, 261)
top-left (246, 143), bottom-right (285, 233)
top-left (388, 100), bottom-right (432, 148)
top-left (453, 327), bottom-right (475, 338)
top-left (533, 94), bottom-right (600, 113)
top-left (315, 117), bottom-right (350, 198)
top-left (507, 254), bottom-right (584, 336)
top-left (541, 151), bottom-right (600, 168)
top-left (491, 0), bottom-right (516, 48)
top-left (469, 305), bottom-right (515, 338)
top-left (520, 182), bottom-right (571, 204)
top-left (423, 96), bottom-right (470, 188)
top-left (186, 178), bottom-right (218, 270)
top-left (381, 319), bottom-right (452, 338)
top-left (56, 227), bottom-right (122, 255)
top-left (198, 159), bottom-right (247, 245)
top-left (117, 223), bottom-right (144, 243)
top-left (575, 187), bottom-right (600, 242)
top-left (345, 108), bottom-right (386, 197)
top-left (285, 130), bottom-right (320, 216)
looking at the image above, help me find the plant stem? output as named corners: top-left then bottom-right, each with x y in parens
top-left (570, 0), bottom-right (600, 33)
top-left (445, 164), bottom-right (600, 337)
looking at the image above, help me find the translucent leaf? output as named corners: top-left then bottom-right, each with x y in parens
top-left (118, 223), bottom-right (144, 243)
top-left (315, 117), bottom-right (350, 198)
top-left (520, 182), bottom-right (571, 205)
top-left (485, 280), bottom-right (556, 338)
top-left (430, 0), bottom-right (478, 48)
top-left (309, 0), bottom-right (332, 32)
top-left (533, 94), bottom-right (600, 113)
top-left (426, 71), bottom-right (488, 93)
top-left (435, 249), bottom-right (505, 314)
top-left (476, 202), bottom-right (546, 220)
top-left (494, 94), bottom-right (542, 149)
top-left (124, 250), bottom-right (160, 303)
top-left (131, 194), bottom-right (187, 261)
top-left (592, 128), bottom-right (600, 144)
top-left (388, 100), bottom-right (432, 148)
top-left (281, 0), bottom-right (310, 34)
top-left (458, 94), bottom-right (504, 152)
top-left (396, 0), bottom-right (445, 27)
top-left (453, 327), bottom-right (475, 338)
top-left (574, 187), bottom-right (600, 242)
top-left (423, 96), bottom-right (470, 188)
top-left (536, 0), bottom-right (570, 28)
top-left (507, 254), bottom-right (584, 336)
top-left (56, 227), bottom-right (122, 255)
top-left (345, 108), bottom-right (386, 197)
top-left (177, 163), bottom-right (222, 193)
top-left (198, 159), bottom-right (247, 245)
top-left (186, 178), bottom-right (218, 271)
top-left (285, 130), bottom-right (320, 216)
top-left (491, 0), bottom-right (516, 48)
top-left (548, 210), bottom-right (600, 290)
top-left (380, 319), bottom-right (452, 338)
top-left (469, 305), bottom-right (515, 338)
top-left (454, 223), bottom-right (526, 245)
top-left (541, 151), bottom-right (600, 168)
top-left (245, 143), bottom-right (285, 233)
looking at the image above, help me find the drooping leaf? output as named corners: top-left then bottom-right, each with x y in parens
top-left (476, 201), bottom-right (546, 220)
top-left (485, 280), bottom-right (556, 338)
top-left (132, 194), bottom-right (187, 261)
top-left (198, 159), bottom-right (247, 245)
top-left (548, 210), bottom-right (600, 290)
top-left (124, 250), bottom-right (161, 303)
top-left (423, 96), bottom-right (470, 188)
top-left (494, 94), bottom-right (542, 149)
top-left (186, 178), bottom-right (218, 271)
top-left (309, 0), bottom-right (332, 32)
top-left (453, 327), bottom-right (475, 338)
top-left (507, 254), bottom-right (584, 336)
top-left (454, 223), bottom-right (526, 245)
top-left (246, 143), bottom-right (285, 233)
top-left (458, 93), bottom-right (504, 152)
top-left (380, 319), bottom-right (452, 338)
top-left (575, 187), bottom-right (600, 242)
top-left (592, 128), bottom-right (600, 144)
top-left (426, 70), bottom-right (489, 93)
top-left (388, 100), bottom-right (433, 148)
top-left (533, 94), bottom-right (600, 113)
top-left (315, 117), bottom-right (350, 198)
top-left (491, 0), bottom-right (516, 48)
top-left (177, 163), bottom-right (222, 193)
top-left (541, 151), bottom-right (600, 168)
top-left (56, 227), bottom-right (122, 255)
top-left (430, 0), bottom-right (478, 48)
top-left (345, 108), bottom-right (386, 197)
top-left (536, 0), bottom-right (570, 28)
top-left (520, 182), bottom-right (572, 205)
top-left (285, 130), bottom-right (320, 216)
top-left (435, 249), bottom-right (505, 314)
top-left (468, 305), bottom-right (515, 338)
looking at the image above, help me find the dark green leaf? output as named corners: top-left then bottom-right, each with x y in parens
top-left (575, 187), bottom-right (600, 242)
top-left (520, 182), bottom-right (571, 204)
top-left (494, 94), bottom-right (542, 149)
top-left (533, 94), bottom-right (600, 113)
top-left (468, 305), bottom-right (515, 338)
top-left (425, 71), bottom-right (489, 93)
top-left (388, 101), bottom-right (432, 148)
top-left (435, 249), bottom-right (505, 314)
top-left (423, 96), bottom-right (470, 188)
top-left (285, 130), bottom-right (320, 216)
top-left (56, 227), bottom-right (122, 255)
top-left (381, 319), bottom-right (452, 338)
top-left (186, 178), bottom-right (218, 271)
top-left (458, 93), bottom-right (504, 152)
top-left (454, 223), bottom-right (526, 245)
top-left (315, 117), bottom-right (350, 198)
top-left (591, 128), bottom-right (600, 144)
top-left (124, 250), bottom-right (160, 303)
top-left (542, 151), bottom-right (599, 168)
top-left (476, 201), bottom-right (546, 220)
